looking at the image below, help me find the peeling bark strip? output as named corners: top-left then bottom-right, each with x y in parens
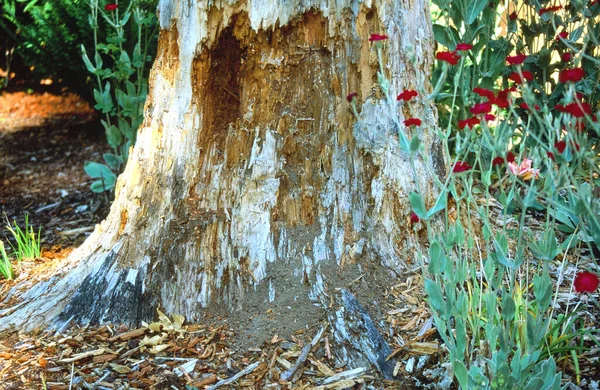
top-left (1, 2), bottom-right (443, 374)
top-left (327, 290), bottom-right (398, 379)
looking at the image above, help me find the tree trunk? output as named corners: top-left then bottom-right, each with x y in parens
top-left (1, 0), bottom-right (443, 372)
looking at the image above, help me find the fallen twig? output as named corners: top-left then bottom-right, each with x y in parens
top-left (205, 361), bottom-right (260, 390)
top-left (280, 325), bottom-right (326, 381)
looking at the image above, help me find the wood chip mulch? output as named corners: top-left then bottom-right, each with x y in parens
top-left (0, 308), bottom-right (430, 390)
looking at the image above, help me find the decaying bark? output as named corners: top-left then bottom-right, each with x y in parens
top-left (1, 0), bottom-right (443, 377)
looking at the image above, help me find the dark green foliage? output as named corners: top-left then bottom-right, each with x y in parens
top-left (0, 0), bottom-right (157, 92)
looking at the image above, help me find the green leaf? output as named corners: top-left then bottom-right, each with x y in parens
top-left (534, 270), bottom-right (552, 312)
top-left (426, 189), bottom-right (448, 219)
top-left (424, 279), bottom-right (447, 316)
top-left (91, 178), bottom-right (116, 193)
top-left (428, 241), bottom-right (446, 275)
top-left (410, 136), bottom-right (420, 152)
top-left (409, 192), bottom-right (427, 220)
top-left (103, 153), bottom-right (124, 171)
top-left (453, 360), bottom-right (469, 390)
top-left (84, 161), bottom-right (114, 179)
top-left (501, 293), bottom-right (516, 322)
top-left (464, 0), bottom-right (489, 25)
top-left (81, 46), bottom-right (96, 74)
top-left (432, 24), bottom-right (460, 50)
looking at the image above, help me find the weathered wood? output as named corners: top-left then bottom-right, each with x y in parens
top-left (327, 290), bottom-right (398, 379)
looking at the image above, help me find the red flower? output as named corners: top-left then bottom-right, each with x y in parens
top-left (555, 141), bottom-right (566, 153)
top-left (470, 102), bottom-right (493, 115)
top-left (473, 87), bottom-right (495, 100)
top-left (436, 51), bottom-right (460, 65)
top-left (397, 89), bottom-right (418, 101)
top-left (456, 43), bottom-right (473, 51)
top-left (539, 5), bottom-right (562, 15)
top-left (564, 102), bottom-right (592, 117)
top-left (492, 156), bottom-right (504, 166)
top-left (105, 3), bottom-right (118, 10)
top-left (506, 54), bottom-right (527, 65)
top-left (555, 104), bottom-right (567, 112)
top-left (346, 92), bottom-right (358, 102)
top-left (492, 88), bottom-right (512, 108)
top-left (369, 34), bottom-right (388, 42)
top-left (519, 102), bottom-right (540, 110)
top-left (485, 114), bottom-right (496, 121)
top-left (559, 68), bottom-right (585, 83)
top-left (547, 152), bottom-right (555, 160)
top-left (404, 118), bottom-right (422, 126)
top-left (561, 52), bottom-right (572, 62)
top-left (509, 11), bottom-right (518, 20)
top-left (556, 31), bottom-right (568, 41)
top-left (574, 271), bottom-right (600, 293)
top-left (505, 152), bottom-right (515, 163)
top-left (410, 213), bottom-right (420, 224)
top-left (508, 70), bottom-right (533, 84)
top-left (453, 161), bottom-right (472, 173)
top-left (458, 117), bottom-right (480, 130)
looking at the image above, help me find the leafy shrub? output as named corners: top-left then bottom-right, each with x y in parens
top-left (0, 0), bottom-right (157, 94)
top-left (82, 0), bottom-right (158, 193)
top-left (351, 0), bottom-right (600, 383)
top-left (423, 0), bottom-right (600, 386)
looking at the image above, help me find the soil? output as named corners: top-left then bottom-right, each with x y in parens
top-left (0, 86), bottom-right (111, 248)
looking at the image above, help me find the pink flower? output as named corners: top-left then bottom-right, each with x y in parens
top-left (397, 90), bottom-right (418, 101)
top-left (105, 3), bottom-right (118, 10)
top-left (369, 34), bottom-right (388, 42)
top-left (554, 141), bottom-right (567, 154)
top-left (346, 92), bottom-right (358, 103)
top-left (547, 151), bottom-right (555, 161)
top-left (506, 54), bottom-right (527, 65)
top-left (509, 11), bottom-right (518, 20)
top-left (404, 118), bottom-right (422, 126)
top-left (485, 114), bottom-right (496, 121)
top-left (556, 31), bottom-right (568, 41)
top-left (456, 43), bottom-right (473, 51)
top-left (410, 213), bottom-right (420, 224)
top-left (507, 158), bottom-right (539, 180)
top-left (574, 271), bottom-right (599, 293)
top-left (561, 52), bottom-right (572, 62)
top-left (453, 161), bottom-right (472, 173)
